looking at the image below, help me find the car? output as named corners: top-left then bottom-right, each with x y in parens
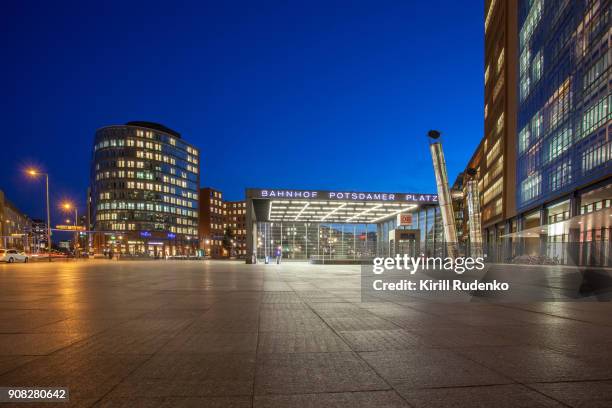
top-left (0, 249), bottom-right (29, 263)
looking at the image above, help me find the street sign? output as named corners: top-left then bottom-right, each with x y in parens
top-left (55, 225), bottom-right (85, 231)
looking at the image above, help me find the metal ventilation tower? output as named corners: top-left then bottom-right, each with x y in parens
top-left (427, 130), bottom-right (459, 258)
top-left (465, 168), bottom-right (484, 257)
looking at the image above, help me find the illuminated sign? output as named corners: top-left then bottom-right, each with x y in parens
top-left (140, 231), bottom-right (152, 237)
top-left (55, 225), bottom-right (86, 231)
top-left (249, 189), bottom-right (438, 203)
top-left (259, 190), bottom-right (318, 199)
top-left (167, 233), bottom-right (176, 239)
top-left (398, 213), bottom-right (413, 226)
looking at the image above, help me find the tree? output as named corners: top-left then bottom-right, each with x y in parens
top-left (222, 227), bottom-right (234, 257)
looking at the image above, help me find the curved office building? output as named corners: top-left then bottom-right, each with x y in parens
top-left (90, 122), bottom-right (199, 256)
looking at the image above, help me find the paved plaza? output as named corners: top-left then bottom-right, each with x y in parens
top-left (0, 260), bottom-right (611, 407)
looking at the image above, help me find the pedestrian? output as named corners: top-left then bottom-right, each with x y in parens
top-left (275, 247), bottom-right (282, 264)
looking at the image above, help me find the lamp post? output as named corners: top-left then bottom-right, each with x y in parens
top-left (61, 202), bottom-right (79, 255)
top-left (27, 169), bottom-right (51, 262)
top-left (204, 238), bottom-right (210, 258)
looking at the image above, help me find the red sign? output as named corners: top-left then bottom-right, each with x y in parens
top-left (398, 213), bottom-right (413, 226)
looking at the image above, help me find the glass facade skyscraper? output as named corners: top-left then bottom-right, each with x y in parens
top-left (517, 0), bottom-right (610, 210)
top-left (509, 0), bottom-right (611, 266)
top-left (90, 122), bottom-right (200, 256)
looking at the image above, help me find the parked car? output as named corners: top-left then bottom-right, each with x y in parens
top-left (0, 249), bottom-right (29, 263)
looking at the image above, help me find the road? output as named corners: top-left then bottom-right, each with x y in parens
top-left (0, 260), bottom-right (611, 407)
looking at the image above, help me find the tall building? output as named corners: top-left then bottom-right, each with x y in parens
top-left (199, 187), bottom-right (225, 257)
top-left (0, 190), bottom-right (31, 251)
top-left (198, 189), bottom-right (247, 258)
top-left (224, 200), bottom-right (247, 258)
top-left (481, 0), bottom-right (518, 245)
top-left (90, 122), bottom-right (200, 256)
top-left (514, 0), bottom-right (610, 264)
top-left (30, 218), bottom-right (49, 252)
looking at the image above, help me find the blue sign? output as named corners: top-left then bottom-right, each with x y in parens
top-left (140, 231), bottom-right (152, 237)
top-left (167, 233), bottom-right (176, 239)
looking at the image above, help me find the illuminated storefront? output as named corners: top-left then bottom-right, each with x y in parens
top-left (245, 189), bottom-right (443, 262)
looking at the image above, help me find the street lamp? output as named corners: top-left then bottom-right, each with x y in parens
top-left (61, 202), bottom-right (79, 254)
top-left (26, 168), bottom-right (51, 261)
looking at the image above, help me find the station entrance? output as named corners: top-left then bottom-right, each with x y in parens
top-left (245, 189), bottom-right (441, 263)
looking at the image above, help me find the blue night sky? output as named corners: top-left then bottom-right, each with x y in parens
top-left (1, 0), bottom-right (483, 223)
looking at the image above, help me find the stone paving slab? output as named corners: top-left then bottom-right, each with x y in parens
top-left (257, 330), bottom-right (351, 353)
top-left (255, 351), bottom-right (389, 395)
top-left (360, 349), bottom-right (511, 388)
top-left (0, 260), bottom-right (610, 407)
top-left (528, 380), bottom-right (612, 407)
top-left (159, 330), bottom-right (258, 354)
top-left (254, 390), bottom-right (410, 407)
top-left (93, 396), bottom-right (252, 408)
top-left (338, 329), bottom-right (422, 351)
top-left (456, 345), bottom-right (612, 383)
top-left (0, 333), bottom-right (85, 355)
top-left (394, 384), bottom-right (566, 408)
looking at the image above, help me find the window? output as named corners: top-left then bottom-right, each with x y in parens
top-left (584, 52), bottom-right (609, 90)
top-left (486, 138), bottom-right (502, 166)
top-left (549, 160), bottom-right (571, 191)
top-left (485, 0), bottom-right (497, 31)
top-left (582, 138), bottom-right (611, 173)
top-left (520, 47), bottom-right (531, 76)
top-left (489, 156), bottom-right (504, 180)
top-left (483, 177), bottom-right (503, 205)
top-left (520, 75), bottom-right (530, 101)
top-left (519, 125), bottom-right (530, 154)
top-left (531, 51), bottom-right (543, 83)
top-left (531, 110), bottom-right (543, 140)
top-left (547, 127), bottom-right (572, 162)
top-left (494, 198), bottom-right (502, 216)
top-left (496, 113), bottom-right (504, 134)
top-left (548, 78), bottom-right (570, 131)
top-left (520, 172), bottom-right (541, 203)
top-left (493, 76), bottom-right (504, 100)
top-left (497, 48), bottom-right (505, 74)
top-left (582, 95), bottom-right (610, 138)
top-left (520, 0), bottom-right (543, 48)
